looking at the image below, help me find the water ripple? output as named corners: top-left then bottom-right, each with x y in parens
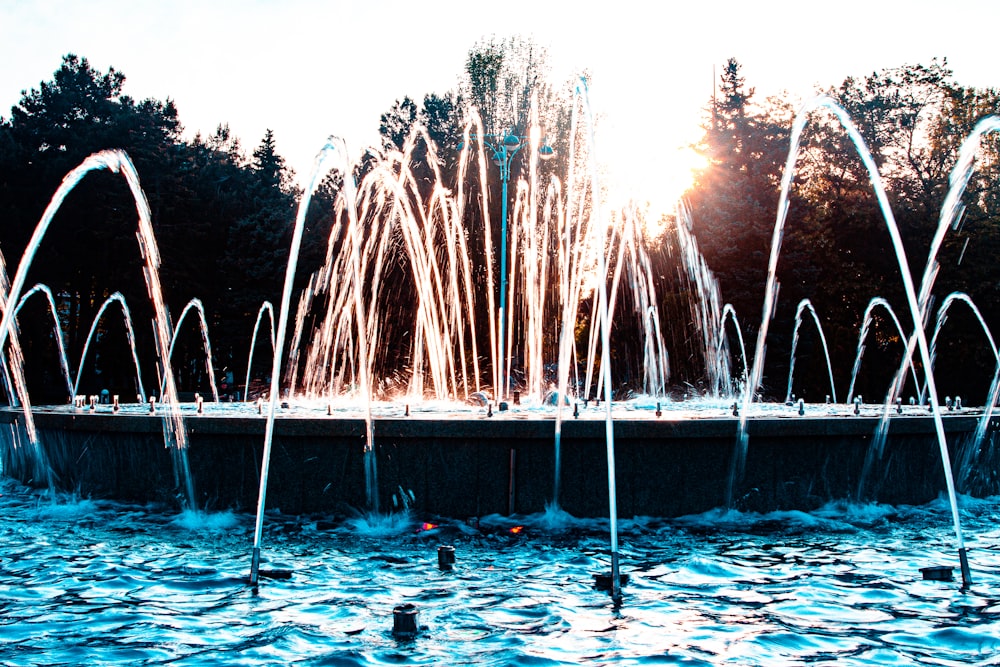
top-left (0, 481), bottom-right (998, 665)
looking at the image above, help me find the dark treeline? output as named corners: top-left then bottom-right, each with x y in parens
top-left (1, 49), bottom-right (998, 404)
top-left (0, 54), bottom-right (337, 402)
top-left (686, 57), bottom-right (1000, 403)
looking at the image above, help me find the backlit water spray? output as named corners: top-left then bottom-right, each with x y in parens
top-left (250, 138), bottom-right (360, 585)
top-left (577, 77), bottom-right (623, 603)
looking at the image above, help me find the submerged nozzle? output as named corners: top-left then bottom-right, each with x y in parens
top-left (392, 603), bottom-right (420, 638)
top-left (437, 545), bottom-right (455, 571)
top-left (149, 396), bottom-right (156, 414)
top-left (655, 402), bottom-right (662, 418)
top-left (405, 404), bottom-right (410, 417)
top-left (573, 403), bottom-right (579, 418)
top-left (112, 395), bottom-right (120, 412)
top-left (920, 565), bottom-right (953, 581)
top-left (959, 546), bottom-right (972, 589)
top-left (797, 398), bottom-right (805, 416)
top-left (594, 566), bottom-right (629, 601)
top-left (732, 402), bottom-right (739, 417)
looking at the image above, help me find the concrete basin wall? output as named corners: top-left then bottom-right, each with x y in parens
top-left (1, 409), bottom-right (995, 517)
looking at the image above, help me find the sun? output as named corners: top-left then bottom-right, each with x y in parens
top-left (600, 140), bottom-right (708, 235)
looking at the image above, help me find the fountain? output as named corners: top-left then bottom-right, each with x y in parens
top-left (73, 291), bottom-right (147, 402)
top-left (845, 297), bottom-right (917, 405)
top-left (783, 298), bottom-right (837, 404)
top-left (0, 95), bottom-right (998, 602)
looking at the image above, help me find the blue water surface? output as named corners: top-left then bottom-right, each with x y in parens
top-left (1, 479), bottom-right (998, 666)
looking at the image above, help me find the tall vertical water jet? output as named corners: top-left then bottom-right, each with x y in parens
top-left (338, 140), bottom-right (378, 512)
top-left (252, 139), bottom-right (334, 582)
top-left (458, 116), bottom-right (499, 396)
top-left (578, 77), bottom-right (622, 603)
top-left (582, 205), bottom-right (670, 402)
top-left (552, 90), bottom-right (586, 509)
top-left (621, 206), bottom-right (670, 396)
top-left (676, 202), bottom-right (728, 396)
top-left (732, 96), bottom-right (971, 587)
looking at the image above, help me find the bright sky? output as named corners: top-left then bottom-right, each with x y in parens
top-left (1, 0), bottom-right (996, 214)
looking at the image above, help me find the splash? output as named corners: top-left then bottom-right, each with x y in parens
top-left (172, 508), bottom-right (240, 532)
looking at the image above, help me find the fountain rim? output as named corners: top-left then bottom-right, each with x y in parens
top-left (0, 404), bottom-right (984, 440)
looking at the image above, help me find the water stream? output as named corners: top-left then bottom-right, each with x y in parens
top-left (732, 96), bottom-right (973, 586)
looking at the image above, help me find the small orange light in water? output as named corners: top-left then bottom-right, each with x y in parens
top-left (420, 522), bottom-right (437, 531)
top-left (510, 526), bottom-right (523, 535)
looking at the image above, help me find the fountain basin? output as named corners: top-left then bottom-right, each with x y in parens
top-left (1, 405), bottom-right (995, 516)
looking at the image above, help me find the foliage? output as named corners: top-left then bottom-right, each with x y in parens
top-left (0, 55), bottom-right (314, 400)
top-left (3, 49), bottom-right (999, 405)
top-left (686, 57), bottom-right (1000, 402)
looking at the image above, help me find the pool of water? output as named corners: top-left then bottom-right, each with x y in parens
top-left (1, 479), bottom-right (998, 666)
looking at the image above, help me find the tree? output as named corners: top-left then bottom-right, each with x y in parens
top-left (0, 55), bottom-right (189, 398)
top-left (252, 128), bottom-right (293, 192)
top-left (685, 58), bottom-right (1000, 402)
top-left (0, 55), bottom-right (304, 400)
top-left (688, 59), bottom-right (791, 366)
top-left (803, 62), bottom-right (1000, 401)
top-left (220, 130), bottom-right (297, 317)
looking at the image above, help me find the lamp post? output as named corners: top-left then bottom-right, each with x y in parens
top-left (461, 131), bottom-right (555, 400)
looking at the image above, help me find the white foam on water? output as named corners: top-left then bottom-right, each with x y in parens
top-left (32, 494), bottom-right (100, 521)
top-left (172, 508), bottom-right (240, 532)
top-left (340, 509), bottom-right (415, 537)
